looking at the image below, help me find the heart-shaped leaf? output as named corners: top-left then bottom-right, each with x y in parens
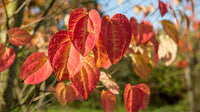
top-left (70, 56), bottom-right (100, 100)
top-left (68, 8), bottom-right (101, 56)
top-left (101, 90), bottom-right (116, 112)
top-left (7, 27), bottom-right (32, 46)
top-left (48, 30), bottom-right (85, 81)
top-left (101, 14), bottom-right (132, 64)
top-left (20, 52), bottom-right (52, 85)
top-left (0, 44), bottom-right (16, 72)
top-left (130, 17), bottom-right (154, 45)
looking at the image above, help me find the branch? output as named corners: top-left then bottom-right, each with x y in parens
top-left (32, 0), bottom-right (56, 36)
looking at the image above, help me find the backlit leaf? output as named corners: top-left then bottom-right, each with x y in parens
top-left (48, 31), bottom-right (85, 81)
top-left (124, 84), bottom-right (144, 112)
top-left (101, 14), bottom-right (132, 64)
top-left (7, 27), bottom-right (31, 46)
top-left (20, 52), bottom-right (52, 85)
top-left (68, 8), bottom-right (101, 56)
top-left (0, 44), bottom-right (16, 72)
top-left (132, 52), bottom-right (152, 80)
top-left (158, 0), bottom-right (168, 17)
top-left (130, 17), bottom-right (154, 45)
top-left (93, 33), bottom-right (110, 68)
top-left (161, 20), bottom-right (178, 43)
top-left (135, 83), bottom-right (150, 111)
top-left (70, 56), bottom-right (100, 100)
top-left (158, 34), bottom-right (177, 66)
top-left (101, 90), bottom-right (116, 112)
top-left (99, 71), bottom-right (120, 94)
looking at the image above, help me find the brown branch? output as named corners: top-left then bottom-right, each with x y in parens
top-left (2, 0), bottom-right (9, 47)
top-left (32, 0), bottom-right (56, 36)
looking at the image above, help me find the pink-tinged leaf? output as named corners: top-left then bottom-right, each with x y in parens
top-left (68, 8), bottom-right (101, 56)
top-left (134, 83), bottom-right (150, 111)
top-left (130, 17), bottom-right (154, 45)
top-left (102, 59), bottom-right (112, 69)
top-left (124, 84), bottom-right (144, 112)
top-left (70, 56), bottom-right (100, 100)
top-left (93, 33), bottom-right (110, 68)
top-left (158, 0), bottom-right (168, 17)
top-left (101, 90), bottom-right (116, 112)
top-left (7, 27), bottom-right (31, 46)
top-left (100, 71), bottom-right (120, 94)
top-left (48, 30), bottom-right (71, 81)
top-left (0, 44), bottom-right (16, 72)
top-left (160, 20), bottom-right (178, 43)
top-left (48, 30), bottom-right (85, 81)
top-left (21, 52), bottom-right (52, 85)
top-left (101, 14), bottom-right (132, 64)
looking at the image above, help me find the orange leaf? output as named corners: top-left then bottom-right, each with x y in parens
top-left (0, 44), bottom-right (16, 72)
top-left (70, 56), bottom-right (100, 100)
top-left (130, 17), bottom-right (154, 45)
top-left (20, 52), bottom-right (52, 85)
top-left (169, 4), bottom-right (179, 28)
top-left (56, 82), bottom-right (77, 106)
top-left (193, 19), bottom-right (199, 30)
top-left (101, 90), bottom-right (116, 112)
top-left (161, 20), bottom-right (178, 43)
top-left (99, 72), bottom-right (120, 94)
top-left (101, 14), bottom-right (132, 64)
top-left (131, 52), bottom-right (152, 80)
top-left (93, 33), bottom-right (110, 68)
top-left (124, 84), bottom-right (144, 112)
top-left (7, 27), bottom-right (31, 46)
top-left (158, 0), bottom-right (168, 17)
top-left (68, 8), bottom-right (101, 56)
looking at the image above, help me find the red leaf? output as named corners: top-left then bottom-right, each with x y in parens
top-left (158, 0), bottom-right (168, 17)
top-left (101, 90), bottom-right (116, 112)
top-left (124, 84), bottom-right (144, 112)
top-left (134, 83), bottom-right (150, 111)
top-left (130, 17), bottom-right (154, 45)
top-left (68, 8), bottom-right (101, 56)
top-left (48, 30), bottom-right (85, 81)
top-left (70, 56), bottom-right (100, 100)
top-left (7, 27), bottom-right (31, 46)
top-left (101, 14), bottom-right (132, 64)
top-left (21, 52), bottom-right (52, 85)
top-left (151, 36), bottom-right (159, 67)
top-left (0, 44), bottom-right (16, 72)
top-left (93, 33), bottom-right (110, 68)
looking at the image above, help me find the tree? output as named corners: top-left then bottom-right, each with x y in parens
top-left (0, 0), bottom-right (199, 112)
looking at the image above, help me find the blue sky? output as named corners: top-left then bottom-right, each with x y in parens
top-left (97, 0), bottom-right (200, 30)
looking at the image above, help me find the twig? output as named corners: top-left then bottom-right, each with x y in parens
top-left (26, 93), bottom-right (36, 112)
top-left (2, 0), bottom-right (9, 47)
top-left (9, 0), bottom-right (31, 19)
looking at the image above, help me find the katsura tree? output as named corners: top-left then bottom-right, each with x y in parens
top-left (0, 0), bottom-right (199, 112)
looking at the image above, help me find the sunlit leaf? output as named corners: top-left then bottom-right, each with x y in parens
top-left (20, 52), bottom-right (52, 85)
top-left (68, 8), bottom-right (101, 56)
top-left (70, 56), bottom-right (100, 100)
top-left (169, 4), bottom-right (179, 28)
top-left (0, 44), bottom-right (16, 72)
top-left (130, 17), bottom-right (154, 45)
top-left (7, 27), bottom-right (31, 46)
top-left (101, 90), bottom-right (116, 112)
top-left (131, 52), bottom-right (152, 80)
top-left (158, 34), bottom-right (177, 66)
top-left (160, 20), bottom-right (178, 43)
top-left (124, 84), bottom-right (144, 112)
top-left (158, 0), bottom-right (168, 17)
top-left (99, 71), bottom-right (120, 94)
top-left (135, 83), bottom-right (150, 111)
top-left (48, 30), bottom-right (85, 81)
top-left (101, 14), bottom-right (132, 64)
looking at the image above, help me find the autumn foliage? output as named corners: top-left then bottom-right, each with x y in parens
top-left (0, 0), bottom-right (198, 111)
